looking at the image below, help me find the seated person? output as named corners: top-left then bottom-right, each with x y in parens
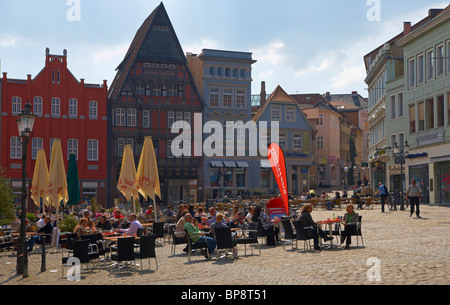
top-left (194, 207), bottom-right (207, 219)
top-left (119, 213), bottom-right (142, 237)
top-left (184, 213), bottom-right (216, 258)
top-left (27, 216), bottom-right (53, 253)
top-left (320, 191), bottom-right (329, 199)
top-left (297, 203), bottom-right (333, 250)
top-left (203, 207), bottom-right (218, 226)
top-left (175, 211), bottom-right (188, 238)
top-left (162, 204), bottom-right (175, 218)
top-left (95, 215), bottom-right (112, 231)
top-left (210, 213), bottom-right (229, 236)
top-left (351, 191), bottom-right (363, 209)
top-left (251, 205), bottom-right (279, 246)
top-left (227, 206), bottom-right (242, 228)
top-left (327, 191), bottom-right (341, 210)
top-left (342, 190), bottom-right (348, 198)
top-left (221, 195), bottom-right (230, 203)
top-left (73, 218), bottom-right (90, 239)
top-left (365, 183), bottom-right (373, 197)
top-left (340, 204), bottom-right (359, 249)
top-left (83, 210), bottom-right (96, 232)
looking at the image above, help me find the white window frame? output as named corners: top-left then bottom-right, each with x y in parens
top-left (33, 97), bottom-right (42, 115)
top-left (87, 139), bottom-right (99, 161)
top-left (271, 105), bottom-right (281, 121)
top-left (417, 53), bottom-right (424, 85)
top-left (32, 138), bottom-right (43, 160)
top-left (143, 110), bottom-right (150, 128)
top-left (436, 43), bottom-right (444, 78)
top-left (425, 48), bottom-right (434, 82)
top-left (67, 138), bottom-right (79, 160)
top-left (278, 133), bottom-right (287, 149)
top-left (10, 137), bottom-right (22, 159)
top-left (69, 98), bottom-right (78, 117)
top-left (408, 58), bottom-right (415, 89)
top-left (316, 136), bottom-right (324, 150)
top-left (115, 108), bottom-right (125, 126)
top-left (168, 111), bottom-right (175, 129)
top-left (184, 112), bottom-right (191, 125)
top-left (12, 97), bottom-right (22, 115)
top-left (51, 97), bottom-right (60, 116)
top-left (127, 108), bottom-right (136, 127)
top-left (50, 138), bottom-right (61, 154)
top-left (236, 89), bottom-right (245, 109)
top-left (447, 40), bottom-right (450, 75)
top-left (397, 92), bottom-right (404, 118)
top-left (209, 88), bottom-right (219, 107)
top-left (167, 140), bottom-right (174, 158)
top-left (318, 113), bottom-right (324, 126)
top-left (293, 134), bottom-right (302, 150)
top-left (89, 101), bottom-right (98, 118)
top-left (117, 138), bottom-right (125, 157)
top-left (390, 94), bottom-right (396, 119)
top-left (285, 106), bottom-right (295, 122)
top-left (223, 89), bottom-right (232, 108)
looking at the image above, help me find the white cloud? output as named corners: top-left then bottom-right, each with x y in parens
top-left (251, 40), bottom-right (286, 66)
top-left (92, 44), bottom-right (129, 63)
top-left (183, 38), bottom-right (221, 55)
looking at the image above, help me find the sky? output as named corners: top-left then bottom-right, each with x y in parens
top-left (0, 0), bottom-right (448, 99)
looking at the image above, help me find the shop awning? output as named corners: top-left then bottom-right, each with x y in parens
top-left (236, 161), bottom-right (250, 168)
top-left (223, 161), bottom-right (237, 168)
top-left (210, 161), bottom-right (224, 168)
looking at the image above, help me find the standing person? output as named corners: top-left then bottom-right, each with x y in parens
top-left (406, 179), bottom-right (422, 218)
top-left (375, 182), bottom-right (388, 213)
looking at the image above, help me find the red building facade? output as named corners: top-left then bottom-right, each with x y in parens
top-left (1, 48), bottom-right (108, 210)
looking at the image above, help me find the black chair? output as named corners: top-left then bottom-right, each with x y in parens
top-left (235, 222), bottom-right (260, 256)
top-left (134, 235), bottom-right (158, 270)
top-left (280, 219), bottom-right (296, 250)
top-left (110, 236), bottom-right (137, 272)
top-left (184, 229), bottom-right (210, 261)
top-left (353, 216), bottom-right (364, 247)
top-left (292, 220), bottom-right (314, 251)
top-left (168, 225), bottom-right (187, 255)
top-left (0, 234), bottom-right (14, 257)
top-left (213, 227), bottom-right (237, 259)
top-left (151, 222), bottom-right (165, 245)
top-left (61, 239), bottom-right (99, 277)
top-left (255, 222), bottom-right (267, 244)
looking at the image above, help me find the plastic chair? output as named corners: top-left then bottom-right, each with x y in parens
top-left (134, 235), bottom-right (158, 270)
top-left (184, 229), bottom-right (210, 261)
top-left (280, 219), bottom-right (296, 250)
top-left (213, 227), bottom-right (237, 259)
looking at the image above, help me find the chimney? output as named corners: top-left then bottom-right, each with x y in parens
top-left (403, 22), bottom-right (412, 36)
top-left (260, 81), bottom-right (266, 108)
top-left (325, 92), bottom-right (331, 101)
top-left (352, 91), bottom-right (358, 96)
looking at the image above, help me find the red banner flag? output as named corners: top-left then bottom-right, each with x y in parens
top-left (268, 143), bottom-right (289, 216)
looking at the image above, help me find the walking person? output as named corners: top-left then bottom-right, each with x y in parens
top-left (375, 182), bottom-right (388, 213)
top-left (406, 179), bottom-right (422, 218)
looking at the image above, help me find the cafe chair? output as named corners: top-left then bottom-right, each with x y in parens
top-left (280, 219), bottom-right (296, 250)
top-left (134, 235), bottom-right (158, 270)
top-left (213, 227), bottom-right (237, 259)
top-left (184, 229), bottom-right (210, 262)
top-left (151, 221), bottom-right (166, 245)
top-left (61, 239), bottom-right (100, 278)
top-left (235, 222), bottom-right (261, 256)
top-left (292, 220), bottom-right (314, 252)
top-left (254, 222), bottom-right (267, 245)
top-left (168, 225), bottom-right (187, 255)
top-left (110, 236), bottom-right (137, 273)
top-left (353, 216), bottom-right (364, 247)
top-left (0, 234), bottom-right (14, 257)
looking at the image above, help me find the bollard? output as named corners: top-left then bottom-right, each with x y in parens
top-left (40, 235), bottom-right (46, 272)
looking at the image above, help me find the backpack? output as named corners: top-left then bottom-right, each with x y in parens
top-left (383, 185), bottom-right (388, 194)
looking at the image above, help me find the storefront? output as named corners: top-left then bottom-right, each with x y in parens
top-left (432, 156), bottom-right (450, 204)
top-left (207, 160), bottom-right (249, 199)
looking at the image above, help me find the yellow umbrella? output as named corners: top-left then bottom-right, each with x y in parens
top-left (30, 149), bottom-right (49, 208)
top-left (135, 137), bottom-right (161, 218)
top-left (117, 145), bottom-right (139, 211)
top-left (46, 139), bottom-right (68, 209)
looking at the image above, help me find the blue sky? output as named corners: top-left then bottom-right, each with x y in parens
top-left (0, 0), bottom-right (447, 98)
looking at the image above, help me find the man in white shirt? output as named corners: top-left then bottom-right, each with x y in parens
top-left (36, 213), bottom-right (46, 229)
top-left (120, 214), bottom-right (143, 236)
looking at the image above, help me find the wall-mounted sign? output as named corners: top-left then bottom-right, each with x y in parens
top-left (416, 129), bottom-right (445, 147)
top-left (407, 152), bottom-right (428, 159)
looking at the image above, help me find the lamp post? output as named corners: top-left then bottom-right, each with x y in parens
top-left (344, 167), bottom-right (349, 191)
top-left (16, 101), bottom-right (36, 278)
top-left (393, 141), bottom-right (409, 211)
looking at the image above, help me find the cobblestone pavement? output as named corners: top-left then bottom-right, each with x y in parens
top-left (1, 204), bottom-right (449, 286)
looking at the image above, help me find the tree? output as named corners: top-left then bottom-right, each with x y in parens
top-left (0, 166), bottom-right (16, 226)
top-left (349, 137), bottom-right (358, 186)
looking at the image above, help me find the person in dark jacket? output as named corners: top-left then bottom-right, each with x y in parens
top-left (27, 216), bottom-right (53, 253)
top-left (297, 203), bottom-right (333, 250)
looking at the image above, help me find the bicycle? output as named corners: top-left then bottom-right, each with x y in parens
top-left (387, 192), bottom-right (409, 211)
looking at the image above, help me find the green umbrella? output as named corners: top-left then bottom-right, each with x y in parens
top-left (66, 154), bottom-right (80, 206)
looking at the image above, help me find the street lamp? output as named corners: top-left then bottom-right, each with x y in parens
top-left (393, 141), bottom-right (409, 211)
top-left (16, 101), bottom-right (36, 278)
top-left (344, 167), bottom-right (349, 191)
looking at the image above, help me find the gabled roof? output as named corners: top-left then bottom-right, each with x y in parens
top-left (108, 2), bottom-right (193, 101)
top-left (290, 93), bottom-right (329, 109)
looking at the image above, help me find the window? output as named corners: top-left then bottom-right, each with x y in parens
top-left (236, 168), bottom-right (245, 188)
top-left (33, 97), bottom-right (42, 115)
top-left (390, 134), bottom-right (397, 152)
top-left (448, 92), bottom-right (450, 126)
top-left (436, 44), bottom-right (444, 77)
top-left (51, 98), bottom-right (60, 116)
top-left (418, 101), bottom-right (425, 131)
top-left (426, 49), bottom-right (434, 81)
top-left (169, 84), bottom-right (183, 97)
top-left (209, 88), bottom-right (219, 107)
top-left (117, 138), bottom-right (125, 157)
top-left (447, 41), bottom-right (450, 74)
top-left (225, 68), bottom-right (230, 77)
top-left (223, 89), bottom-right (232, 108)
top-left (10, 137), bottom-right (22, 159)
top-left (69, 99), bottom-right (78, 117)
top-left (232, 68), bottom-right (238, 78)
top-left (318, 113), bottom-right (324, 126)
top-left (169, 64), bottom-right (176, 70)
top-left (217, 67), bottom-right (222, 76)
top-left (143, 110), bottom-right (150, 128)
top-left (167, 111), bottom-right (175, 129)
top-left (278, 133), bottom-right (286, 149)
top-left (167, 140), bottom-right (174, 158)
top-left (316, 136), bottom-right (324, 150)
top-left (209, 67), bottom-right (215, 76)
top-left (286, 106), bottom-right (295, 121)
top-left (126, 138), bottom-right (134, 152)
top-left (87, 139), bottom-right (98, 161)
top-left (115, 108), bottom-right (125, 126)
top-left (409, 104), bottom-right (416, 134)
top-left (50, 138), bottom-right (60, 154)
top-left (89, 101), bottom-right (98, 118)
top-left (437, 95), bottom-right (444, 128)
top-left (67, 139), bottom-right (78, 160)
top-left (127, 109), bottom-right (136, 126)
top-left (240, 69), bottom-right (246, 78)
top-left (32, 138), bottom-right (43, 160)
top-left (417, 54), bottom-right (424, 85)
top-left (12, 97), bottom-right (22, 115)
top-left (57, 70), bottom-right (60, 84)
top-left (136, 83), bottom-right (145, 95)
top-left (398, 92), bottom-right (404, 117)
top-left (176, 112), bottom-right (183, 123)
top-left (153, 83), bottom-right (167, 96)
top-left (52, 70), bottom-right (55, 83)
top-left (390, 95), bottom-right (396, 119)
top-left (408, 58), bottom-right (415, 88)
top-left (184, 112), bottom-right (191, 125)
top-left (271, 105), bottom-right (281, 121)
top-left (425, 98), bottom-right (434, 130)
top-left (293, 134), bottom-right (302, 150)
top-left (236, 89), bottom-right (245, 109)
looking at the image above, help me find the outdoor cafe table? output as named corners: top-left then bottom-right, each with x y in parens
top-left (141, 222), bottom-right (153, 235)
top-left (316, 219), bottom-right (343, 249)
